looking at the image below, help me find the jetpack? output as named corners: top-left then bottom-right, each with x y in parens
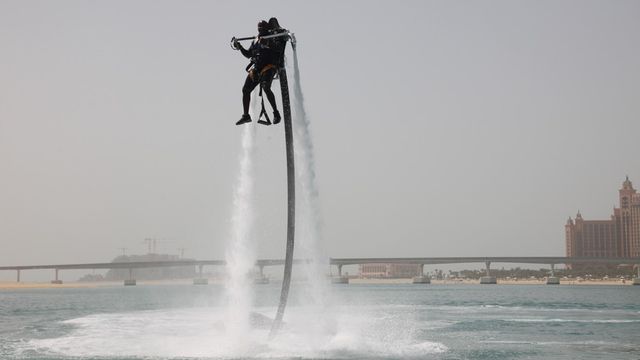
top-left (230, 26), bottom-right (297, 338)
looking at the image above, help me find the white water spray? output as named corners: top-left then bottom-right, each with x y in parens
top-left (290, 48), bottom-right (330, 311)
top-left (223, 124), bottom-right (257, 349)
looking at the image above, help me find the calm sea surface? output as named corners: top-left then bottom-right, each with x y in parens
top-left (1, 283), bottom-right (639, 359)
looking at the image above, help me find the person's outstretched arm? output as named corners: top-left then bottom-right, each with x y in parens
top-left (238, 42), bottom-right (253, 59)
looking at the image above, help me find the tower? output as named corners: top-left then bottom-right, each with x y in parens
top-left (565, 211), bottom-right (584, 258)
top-left (565, 217), bottom-right (575, 257)
top-left (617, 176), bottom-right (636, 257)
top-left (620, 176), bottom-right (640, 257)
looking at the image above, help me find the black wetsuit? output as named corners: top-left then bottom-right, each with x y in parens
top-left (240, 40), bottom-right (278, 116)
top-left (240, 40), bottom-right (278, 75)
top-left (267, 28), bottom-right (288, 68)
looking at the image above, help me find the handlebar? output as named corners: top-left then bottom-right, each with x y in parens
top-left (230, 32), bottom-right (295, 50)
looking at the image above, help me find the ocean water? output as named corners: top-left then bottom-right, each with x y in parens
top-left (1, 283), bottom-right (639, 359)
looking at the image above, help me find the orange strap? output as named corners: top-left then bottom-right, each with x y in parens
top-left (259, 64), bottom-right (277, 76)
top-left (249, 64), bottom-right (276, 81)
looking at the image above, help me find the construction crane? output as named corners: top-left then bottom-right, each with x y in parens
top-left (142, 238), bottom-right (173, 254)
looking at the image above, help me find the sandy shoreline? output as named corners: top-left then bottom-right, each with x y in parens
top-left (349, 278), bottom-right (633, 285)
top-left (1, 277), bottom-right (635, 289)
top-left (0, 281), bottom-right (123, 289)
top-left (0, 279), bottom-right (222, 290)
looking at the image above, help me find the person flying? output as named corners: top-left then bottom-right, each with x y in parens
top-left (234, 21), bottom-right (281, 126)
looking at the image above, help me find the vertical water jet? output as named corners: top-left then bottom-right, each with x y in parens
top-left (291, 47), bottom-right (328, 308)
top-left (224, 125), bottom-right (257, 346)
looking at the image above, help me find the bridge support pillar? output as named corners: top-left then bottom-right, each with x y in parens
top-left (413, 264), bottom-right (431, 284)
top-left (547, 264), bottom-right (560, 285)
top-left (193, 265), bottom-right (208, 285)
top-left (254, 265), bottom-right (269, 284)
top-left (332, 264), bottom-right (348, 284)
top-left (16, 269), bottom-right (20, 283)
top-left (51, 269), bottom-right (63, 284)
top-left (633, 265), bottom-right (640, 285)
top-left (480, 261), bottom-right (496, 284)
top-left (124, 268), bottom-right (136, 286)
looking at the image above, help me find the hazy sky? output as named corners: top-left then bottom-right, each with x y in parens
top-left (1, 1), bottom-right (639, 280)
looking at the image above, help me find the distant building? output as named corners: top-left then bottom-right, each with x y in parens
top-left (105, 253), bottom-right (196, 281)
top-left (566, 177), bottom-right (640, 262)
top-left (359, 263), bottom-right (422, 278)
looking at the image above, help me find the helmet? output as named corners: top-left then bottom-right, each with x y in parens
top-left (257, 20), bottom-right (269, 36)
top-left (268, 17), bottom-right (280, 30)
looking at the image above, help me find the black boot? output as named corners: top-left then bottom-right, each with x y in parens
top-left (272, 110), bottom-right (281, 124)
top-left (236, 114), bottom-right (252, 125)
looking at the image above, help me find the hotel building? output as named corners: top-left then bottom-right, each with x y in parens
top-left (359, 263), bottom-right (422, 278)
top-left (565, 177), bottom-right (640, 260)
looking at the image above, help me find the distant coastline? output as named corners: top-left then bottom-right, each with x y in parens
top-left (349, 278), bottom-right (631, 285)
top-left (0, 279), bottom-right (209, 289)
top-left (1, 277), bottom-right (634, 289)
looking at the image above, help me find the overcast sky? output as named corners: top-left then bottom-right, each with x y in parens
top-left (1, 1), bottom-right (639, 280)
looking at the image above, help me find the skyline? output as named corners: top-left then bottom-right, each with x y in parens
top-left (1, 176), bottom-right (637, 265)
top-left (2, 1), bottom-right (640, 281)
top-left (3, 255), bottom-right (637, 284)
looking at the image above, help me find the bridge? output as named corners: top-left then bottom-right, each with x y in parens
top-left (329, 257), bottom-right (640, 284)
top-left (0, 259), bottom-right (293, 285)
top-left (1, 257), bottom-right (639, 285)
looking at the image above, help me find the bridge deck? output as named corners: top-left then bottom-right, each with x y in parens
top-left (1, 257), bottom-right (638, 272)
